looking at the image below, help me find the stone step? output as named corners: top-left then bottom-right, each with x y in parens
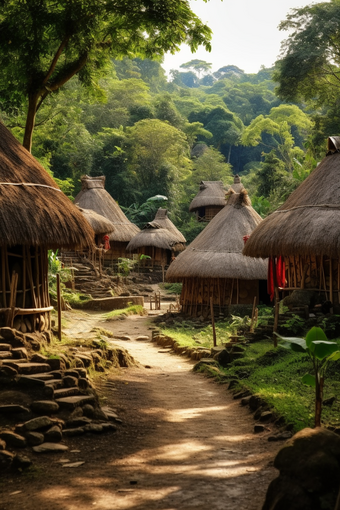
top-left (45, 379), bottom-right (64, 389)
top-left (24, 372), bottom-right (55, 381)
top-left (55, 395), bottom-right (96, 410)
top-left (53, 387), bottom-right (80, 399)
top-left (2, 362), bottom-right (51, 374)
top-left (0, 343), bottom-right (11, 351)
top-left (0, 351), bottom-right (12, 359)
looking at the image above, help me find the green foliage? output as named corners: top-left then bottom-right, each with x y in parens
top-left (161, 283), bottom-right (183, 295)
top-left (105, 305), bottom-right (147, 320)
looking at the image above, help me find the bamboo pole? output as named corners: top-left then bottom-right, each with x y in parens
top-left (210, 296), bottom-right (217, 347)
top-left (330, 258), bottom-right (333, 313)
top-left (57, 273), bottom-right (62, 341)
top-left (26, 246), bottom-right (37, 308)
top-left (236, 278), bottom-right (239, 304)
top-left (35, 247), bottom-right (41, 308)
top-left (1, 247), bottom-right (6, 307)
top-left (250, 296), bottom-right (257, 333)
top-left (293, 256), bottom-right (297, 288)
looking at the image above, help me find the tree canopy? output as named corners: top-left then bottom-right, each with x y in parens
top-left (0, 0), bottom-right (211, 151)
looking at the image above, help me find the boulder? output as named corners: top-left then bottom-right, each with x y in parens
top-left (0, 450), bottom-right (14, 470)
top-left (44, 425), bottom-right (62, 443)
top-left (0, 431), bottom-right (26, 448)
top-left (25, 431), bottom-right (45, 446)
top-left (30, 401), bottom-right (59, 414)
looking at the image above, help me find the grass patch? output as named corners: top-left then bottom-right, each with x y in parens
top-left (160, 282), bottom-right (183, 294)
top-left (104, 304), bottom-right (147, 321)
top-left (62, 290), bottom-right (91, 307)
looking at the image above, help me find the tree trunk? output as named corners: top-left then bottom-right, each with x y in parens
top-left (23, 93), bottom-right (39, 152)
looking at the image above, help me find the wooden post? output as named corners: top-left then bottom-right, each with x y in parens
top-left (250, 296), bottom-right (257, 333)
top-left (210, 296), bottom-right (217, 347)
top-left (1, 247), bottom-right (6, 307)
top-left (57, 273), bottom-right (62, 341)
top-left (330, 258), bottom-right (333, 313)
top-left (162, 265), bottom-right (165, 284)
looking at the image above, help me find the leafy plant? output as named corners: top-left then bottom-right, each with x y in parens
top-left (280, 313), bottom-right (305, 335)
top-left (277, 327), bottom-right (340, 427)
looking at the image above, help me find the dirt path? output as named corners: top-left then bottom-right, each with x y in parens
top-left (0, 312), bottom-right (280, 510)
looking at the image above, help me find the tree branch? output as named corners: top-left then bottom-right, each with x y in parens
top-left (47, 53), bottom-right (88, 92)
top-left (42, 36), bottom-right (70, 86)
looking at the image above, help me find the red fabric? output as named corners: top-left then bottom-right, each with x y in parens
top-left (276, 256), bottom-right (286, 288)
top-left (268, 256), bottom-right (286, 301)
top-left (243, 235), bottom-right (250, 245)
top-left (102, 235), bottom-right (110, 250)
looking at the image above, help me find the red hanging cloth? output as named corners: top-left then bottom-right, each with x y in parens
top-left (102, 235), bottom-right (110, 251)
top-left (268, 256), bottom-right (286, 301)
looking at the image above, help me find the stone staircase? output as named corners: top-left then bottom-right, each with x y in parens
top-left (61, 251), bottom-right (116, 299)
top-left (0, 328), bottom-right (122, 471)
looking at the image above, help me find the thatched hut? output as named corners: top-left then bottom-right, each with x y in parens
top-left (127, 208), bottom-right (186, 267)
top-left (0, 122), bottom-right (94, 334)
top-left (243, 136), bottom-right (340, 315)
top-left (78, 207), bottom-right (114, 245)
top-left (74, 176), bottom-right (139, 259)
top-left (166, 189), bottom-right (268, 316)
top-left (189, 181), bottom-right (226, 222)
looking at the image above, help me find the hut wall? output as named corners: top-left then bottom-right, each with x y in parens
top-left (195, 206), bottom-right (224, 222)
top-left (283, 255), bottom-right (340, 310)
top-left (104, 242), bottom-right (130, 260)
top-left (135, 247), bottom-right (169, 268)
top-left (180, 277), bottom-right (259, 316)
top-left (0, 245), bottom-right (51, 333)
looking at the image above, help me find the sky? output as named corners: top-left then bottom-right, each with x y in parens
top-left (162, 0), bottom-right (319, 76)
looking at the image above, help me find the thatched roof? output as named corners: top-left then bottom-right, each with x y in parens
top-left (74, 175), bottom-right (139, 243)
top-left (148, 208), bottom-right (186, 243)
top-left (0, 123), bottom-right (94, 249)
top-left (127, 208), bottom-right (186, 252)
top-left (189, 181), bottom-right (226, 211)
top-left (166, 189), bottom-right (267, 281)
top-left (243, 139), bottom-right (340, 259)
top-left (230, 174), bottom-right (243, 193)
top-left (78, 207), bottom-right (115, 236)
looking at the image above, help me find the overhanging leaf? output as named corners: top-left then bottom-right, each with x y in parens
top-left (306, 327), bottom-right (328, 351)
top-left (327, 351), bottom-right (340, 362)
top-left (276, 333), bottom-right (307, 351)
top-left (312, 341), bottom-right (339, 360)
top-left (302, 373), bottom-right (316, 387)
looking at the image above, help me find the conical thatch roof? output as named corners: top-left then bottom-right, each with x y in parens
top-left (74, 176), bottom-right (139, 242)
top-left (167, 190), bottom-right (267, 281)
top-left (230, 174), bottom-right (243, 193)
top-left (0, 123), bottom-right (94, 248)
top-left (78, 207), bottom-right (115, 236)
top-left (148, 208), bottom-right (186, 243)
top-left (127, 208), bottom-right (186, 252)
top-left (243, 139), bottom-right (340, 259)
top-left (189, 181), bottom-right (226, 211)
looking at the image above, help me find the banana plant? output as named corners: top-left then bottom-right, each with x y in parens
top-left (276, 327), bottom-right (340, 427)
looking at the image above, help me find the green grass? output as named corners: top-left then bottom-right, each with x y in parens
top-left (62, 290), bottom-right (91, 307)
top-left (160, 282), bottom-right (183, 294)
top-left (104, 304), bottom-right (147, 320)
top-left (161, 316), bottom-right (340, 432)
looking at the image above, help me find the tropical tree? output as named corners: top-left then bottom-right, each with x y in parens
top-left (0, 0), bottom-right (211, 151)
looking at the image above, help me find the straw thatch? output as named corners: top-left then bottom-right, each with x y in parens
top-left (74, 175), bottom-right (139, 243)
top-left (189, 181), bottom-right (226, 211)
top-left (0, 123), bottom-right (94, 249)
top-left (167, 190), bottom-right (267, 281)
top-left (243, 141), bottom-right (340, 259)
top-left (78, 207), bottom-right (114, 236)
top-left (230, 174), bottom-right (243, 193)
top-left (147, 208), bottom-right (186, 243)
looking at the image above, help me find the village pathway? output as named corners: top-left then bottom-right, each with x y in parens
top-left (0, 311), bottom-right (280, 510)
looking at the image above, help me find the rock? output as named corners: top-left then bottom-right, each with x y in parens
top-left (63, 369), bottom-right (80, 379)
top-left (30, 353), bottom-right (48, 363)
top-left (82, 404), bottom-right (95, 418)
top-left (193, 359), bottom-right (217, 371)
top-left (84, 423), bottom-right (103, 433)
top-left (268, 431), bottom-right (293, 442)
top-left (66, 417), bottom-right (91, 428)
top-left (135, 335), bottom-right (149, 341)
top-left (249, 395), bottom-right (265, 411)
top-left (56, 395), bottom-right (96, 410)
top-left (101, 422), bottom-right (117, 433)
top-left (241, 395), bottom-right (252, 406)
top-left (49, 370), bottom-right (63, 379)
top-left (62, 461), bottom-right (85, 468)
top-left (0, 431), bottom-right (26, 448)
top-left (259, 411), bottom-right (273, 422)
top-left (0, 328), bottom-right (15, 341)
top-left (12, 454), bottom-right (32, 471)
top-left (74, 368), bottom-right (87, 378)
top-left (24, 416), bottom-right (56, 431)
top-left (11, 347), bottom-right (28, 359)
top-left (0, 450), bottom-right (14, 470)
top-left (32, 442), bottom-right (68, 453)
top-left (262, 427), bottom-right (340, 510)
top-left (68, 407), bottom-right (83, 420)
top-left (63, 376), bottom-right (78, 388)
top-left (47, 358), bottom-right (65, 371)
top-left (25, 431), bottom-right (45, 446)
top-left (114, 335), bottom-right (131, 341)
top-left (78, 378), bottom-right (89, 390)
top-left (0, 439), bottom-right (6, 450)
top-left (44, 425), bottom-right (62, 443)
top-left (213, 349), bottom-right (232, 367)
top-left (254, 424), bottom-right (266, 433)
top-left (0, 343), bottom-right (11, 351)
top-left (92, 408), bottom-right (108, 421)
top-left (63, 427), bottom-right (85, 437)
top-left (0, 365), bottom-right (18, 377)
top-left (30, 401), bottom-right (59, 414)
top-left (74, 354), bottom-right (92, 368)
top-left (0, 405), bottom-right (30, 415)
top-left (233, 390), bottom-right (251, 400)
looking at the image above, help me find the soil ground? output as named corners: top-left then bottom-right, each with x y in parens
top-left (0, 308), bottom-right (281, 510)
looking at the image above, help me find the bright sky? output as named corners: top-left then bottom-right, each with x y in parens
top-left (162, 0), bottom-right (318, 75)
